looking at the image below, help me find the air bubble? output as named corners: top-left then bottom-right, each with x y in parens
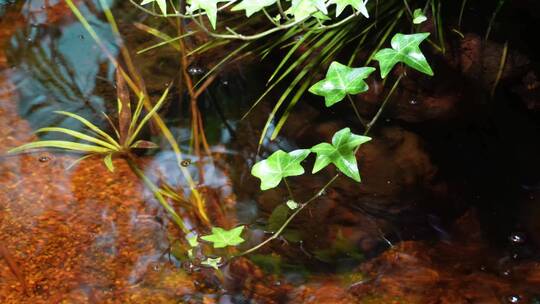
top-left (507, 295), bottom-right (521, 303)
top-left (509, 232), bottom-right (526, 245)
top-left (181, 159), bottom-right (192, 167)
top-left (38, 155), bottom-right (50, 162)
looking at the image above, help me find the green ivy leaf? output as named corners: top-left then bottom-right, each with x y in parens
top-left (286, 0), bottom-right (328, 22)
top-left (232, 0), bottom-right (277, 17)
top-left (327, 0), bottom-right (368, 17)
top-left (201, 226), bottom-right (245, 248)
top-left (311, 128), bottom-right (371, 182)
top-left (141, 0), bottom-right (167, 15)
top-left (187, 0), bottom-right (229, 29)
top-left (201, 257), bottom-right (222, 269)
top-left (412, 8), bottom-right (427, 24)
top-left (309, 62), bottom-right (375, 107)
top-left (251, 149), bottom-right (310, 190)
top-left (374, 32), bottom-right (433, 78)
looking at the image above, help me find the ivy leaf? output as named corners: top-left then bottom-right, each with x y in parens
top-left (374, 32), bottom-right (433, 78)
top-left (251, 149), bottom-right (310, 190)
top-left (311, 128), bottom-right (371, 182)
top-left (286, 0), bottom-right (328, 22)
top-left (201, 257), bottom-right (222, 269)
top-left (327, 0), bottom-right (369, 18)
top-left (309, 61), bottom-right (375, 107)
top-left (232, 0), bottom-right (277, 17)
top-left (187, 0), bottom-right (229, 29)
top-left (412, 8), bottom-right (427, 24)
top-left (201, 226), bottom-right (245, 248)
top-left (141, 0), bottom-right (167, 15)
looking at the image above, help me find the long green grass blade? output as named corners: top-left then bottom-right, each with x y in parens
top-left (128, 87), bottom-right (170, 146)
top-left (55, 111), bottom-right (120, 148)
top-left (8, 140), bottom-right (111, 154)
top-left (35, 127), bottom-right (119, 151)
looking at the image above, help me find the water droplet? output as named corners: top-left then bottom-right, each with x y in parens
top-left (386, 180), bottom-right (392, 184)
top-left (507, 295), bottom-right (521, 303)
top-left (26, 37), bottom-right (32, 42)
top-left (187, 66), bottom-right (205, 76)
top-left (480, 265), bottom-right (487, 271)
top-left (509, 232), bottom-right (526, 245)
top-left (318, 189), bottom-right (326, 196)
top-left (181, 159), bottom-right (191, 167)
top-left (501, 269), bottom-right (512, 277)
top-left (409, 99), bottom-right (418, 105)
top-left (38, 155), bottom-right (50, 162)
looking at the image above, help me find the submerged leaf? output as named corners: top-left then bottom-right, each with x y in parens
top-left (311, 128), bottom-right (371, 182)
top-left (251, 149), bottom-right (310, 190)
top-left (309, 61), bottom-right (375, 107)
top-left (232, 0), bottom-right (277, 17)
top-left (201, 257), bottom-right (222, 269)
top-left (201, 226), bottom-right (245, 248)
top-left (374, 32), bottom-right (433, 78)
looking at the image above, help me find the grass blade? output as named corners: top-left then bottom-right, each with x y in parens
top-left (8, 140), bottom-right (111, 154)
top-left (35, 127), bottom-right (119, 151)
top-left (55, 111), bottom-right (120, 148)
top-left (128, 87), bottom-right (170, 146)
top-left (103, 154), bottom-right (115, 172)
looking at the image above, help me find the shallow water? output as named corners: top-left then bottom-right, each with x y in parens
top-left (1, 0), bottom-right (540, 303)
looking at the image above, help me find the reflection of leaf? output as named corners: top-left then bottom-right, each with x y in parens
top-left (311, 128), bottom-right (371, 182)
top-left (201, 257), bottom-right (222, 269)
top-left (374, 32), bottom-right (433, 78)
top-left (313, 230), bottom-right (365, 263)
top-left (327, 0), bottom-right (368, 17)
top-left (251, 149), bottom-right (310, 190)
top-left (201, 226), bottom-right (245, 248)
top-left (267, 204), bottom-right (290, 232)
top-left (232, 0), bottom-right (277, 17)
top-left (309, 61), bottom-right (375, 107)
top-left (413, 8), bottom-right (427, 24)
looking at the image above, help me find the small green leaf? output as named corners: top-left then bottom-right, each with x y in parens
top-left (187, 235), bottom-right (199, 247)
top-left (103, 154), bottom-right (115, 172)
top-left (251, 149), bottom-right (310, 190)
top-left (374, 32), bottom-right (434, 78)
top-left (286, 0), bottom-right (328, 22)
top-left (412, 8), bottom-right (427, 24)
top-left (286, 200), bottom-right (299, 210)
top-left (232, 0), bottom-right (277, 17)
top-left (187, 0), bottom-right (229, 29)
top-left (311, 128), bottom-right (371, 182)
top-left (309, 62), bottom-right (375, 107)
top-left (201, 257), bottom-right (222, 269)
top-left (141, 0), bottom-right (168, 15)
top-left (327, 0), bottom-right (368, 18)
top-left (201, 226), bottom-right (245, 248)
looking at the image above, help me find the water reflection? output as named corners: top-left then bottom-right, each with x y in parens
top-left (6, 0), bottom-right (118, 135)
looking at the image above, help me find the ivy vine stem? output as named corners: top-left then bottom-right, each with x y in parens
top-left (347, 94), bottom-right (368, 128)
top-left (237, 174), bottom-right (339, 257)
